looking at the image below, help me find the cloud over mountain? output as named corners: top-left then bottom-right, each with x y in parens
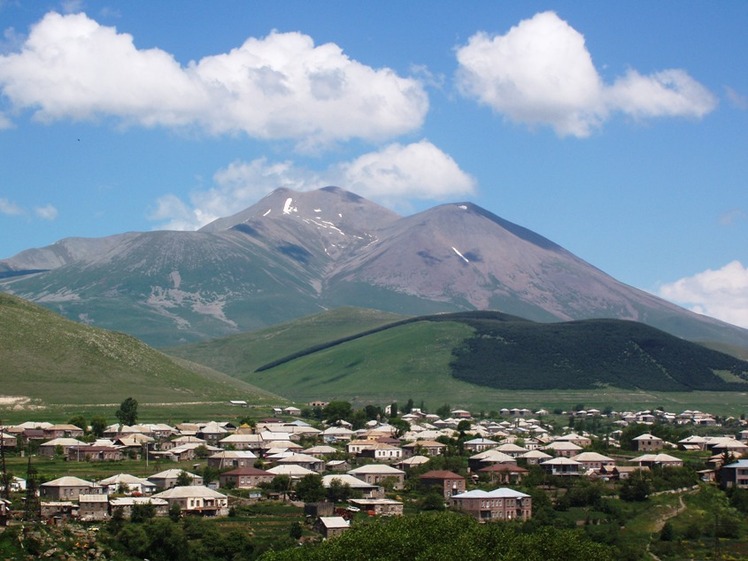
top-left (658, 260), bottom-right (748, 329)
top-left (150, 141), bottom-right (474, 230)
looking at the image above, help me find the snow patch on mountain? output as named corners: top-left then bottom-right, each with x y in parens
top-left (452, 246), bottom-right (469, 263)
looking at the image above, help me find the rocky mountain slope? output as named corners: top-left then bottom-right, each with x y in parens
top-left (1, 186), bottom-right (746, 350)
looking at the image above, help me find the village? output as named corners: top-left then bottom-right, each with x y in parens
top-left (0, 400), bottom-right (747, 549)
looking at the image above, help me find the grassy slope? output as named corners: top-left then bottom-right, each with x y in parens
top-left (166, 307), bottom-right (406, 376)
top-left (235, 312), bottom-right (748, 415)
top-left (0, 293), bottom-right (278, 407)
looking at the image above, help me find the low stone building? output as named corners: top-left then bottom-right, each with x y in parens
top-left (451, 488), bottom-right (532, 522)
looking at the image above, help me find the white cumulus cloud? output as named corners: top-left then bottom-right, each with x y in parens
top-left (150, 141), bottom-right (474, 230)
top-left (0, 197), bottom-right (23, 215)
top-left (658, 261), bottom-right (748, 329)
top-left (0, 12), bottom-right (428, 147)
top-left (34, 204), bottom-right (58, 220)
top-left (339, 140), bottom-right (476, 201)
top-left (456, 11), bottom-right (717, 137)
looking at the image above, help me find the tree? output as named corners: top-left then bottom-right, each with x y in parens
top-left (289, 521), bottom-right (303, 540)
top-left (294, 474), bottom-right (326, 503)
top-left (435, 404), bottom-right (451, 418)
top-left (326, 478), bottom-right (352, 503)
top-left (131, 501), bottom-right (156, 523)
top-left (389, 417), bottom-right (410, 438)
top-left (90, 416), bottom-right (107, 438)
top-left (116, 397), bottom-right (139, 426)
top-left (176, 471), bottom-right (193, 487)
top-left (67, 415), bottom-right (88, 432)
top-left (322, 401), bottom-right (353, 424)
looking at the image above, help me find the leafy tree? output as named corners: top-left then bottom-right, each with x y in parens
top-left (294, 474), bottom-right (325, 503)
top-left (435, 404), bottom-right (451, 418)
top-left (403, 398), bottom-right (414, 414)
top-left (116, 397), bottom-right (139, 426)
top-left (364, 404), bottom-right (382, 420)
top-left (420, 492), bottom-right (446, 511)
top-left (389, 402), bottom-right (398, 417)
top-left (289, 521), bottom-right (303, 540)
top-left (270, 474), bottom-right (292, 499)
top-left (389, 417), bottom-right (410, 438)
top-left (456, 420), bottom-right (471, 434)
top-left (131, 501), bottom-right (156, 523)
top-left (326, 478), bottom-right (353, 503)
top-left (619, 470), bottom-right (652, 502)
top-left (168, 502), bottom-right (181, 522)
top-left (176, 471), bottom-right (193, 487)
top-left (67, 415), bottom-right (88, 432)
top-left (90, 416), bottom-right (108, 438)
top-left (322, 401), bottom-right (353, 424)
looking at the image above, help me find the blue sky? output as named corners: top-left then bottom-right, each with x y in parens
top-left (1, 1), bottom-right (747, 327)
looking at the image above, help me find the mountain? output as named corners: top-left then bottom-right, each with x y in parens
top-left (1, 186), bottom-right (747, 350)
top-left (183, 310), bottom-right (748, 406)
top-left (0, 292), bottom-right (278, 406)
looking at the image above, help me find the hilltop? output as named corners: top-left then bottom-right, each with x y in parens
top-left (0, 293), bottom-right (279, 407)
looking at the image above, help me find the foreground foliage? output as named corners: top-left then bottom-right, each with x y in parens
top-left (258, 511), bottom-right (616, 561)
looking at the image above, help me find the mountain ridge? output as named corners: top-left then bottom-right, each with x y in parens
top-left (1, 186), bottom-right (746, 350)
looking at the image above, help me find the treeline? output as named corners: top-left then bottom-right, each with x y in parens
top-left (449, 318), bottom-right (748, 391)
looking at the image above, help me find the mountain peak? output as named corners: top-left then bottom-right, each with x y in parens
top-left (1, 187), bottom-right (747, 350)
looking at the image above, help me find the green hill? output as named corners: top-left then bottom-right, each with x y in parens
top-left (0, 293), bottom-right (279, 406)
top-left (187, 310), bottom-right (748, 409)
top-left (166, 307), bottom-right (406, 376)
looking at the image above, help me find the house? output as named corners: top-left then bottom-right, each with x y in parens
top-left (218, 433), bottom-right (263, 452)
top-left (109, 497), bottom-right (170, 519)
top-left (517, 450), bottom-right (552, 465)
top-left (633, 433), bottom-right (664, 452)
top-left (463, 438), bottom-right (497, 453)
top-left (630, 453), bottom-right (683, 468)
top-left (304, 445), bottom-right (339, 458)
top-left (348, 498), bottom-right (404, 516)
top-left (316, 516), bottom-right (350, 538)
top-left (275, 453), bottom-right (326, 473)
top-left (401, 440), bottom-right (446, 458)
top-left (358, 443), bottom-right (403, 463)
top-left (148, 469), bottom-right (203, 490)
top-left (570, 452), bottom-right (616, 472)
top-left (284, 406), bottom-right (302, 416)
top-left (40, 501), bottom-right (77, 521)
top-left (451, 488), bottom-right (532, 522)
top-left (541, 441), bottom-right (583, 458)
top-left (321, 474), bottom-right (383, 499)
top-left (495, 443), bottom-right (528, 458)
top-left (207, 450), bottom-right (258, 469)
top-left (67, 445), bottom-right (124, 462)
top-left (719, 459), bottom-right (748, 489)
top-left (40, 476), bottom-right (104, 500)
top-left (43, 424), bottom-right (85, 439)
top-left (266, 464), bottom-right (317, 481)
top-left (418, 470), bottom-right (466, 499)
top-left (540, 457), bottom-right (582, 476)
top-left (348, 465), bottom-right (406, 490)
top-left (152, 485), bottom-right (229, 516)
top-left (468, 449), bottom-right (516, 472)
top-left (477, 463), bottom-right (528, 485)
top-left (219, 467), bottom-right (275, 489)
top-left (38, 437), bottom-right (87, 457)
top-left (78, 494), bottom-right (109, 521)
top-left (99, 473), bottom-right (157, 496)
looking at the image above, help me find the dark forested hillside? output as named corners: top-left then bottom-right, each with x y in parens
top-left (449, 316), bottom-right (748, 391)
